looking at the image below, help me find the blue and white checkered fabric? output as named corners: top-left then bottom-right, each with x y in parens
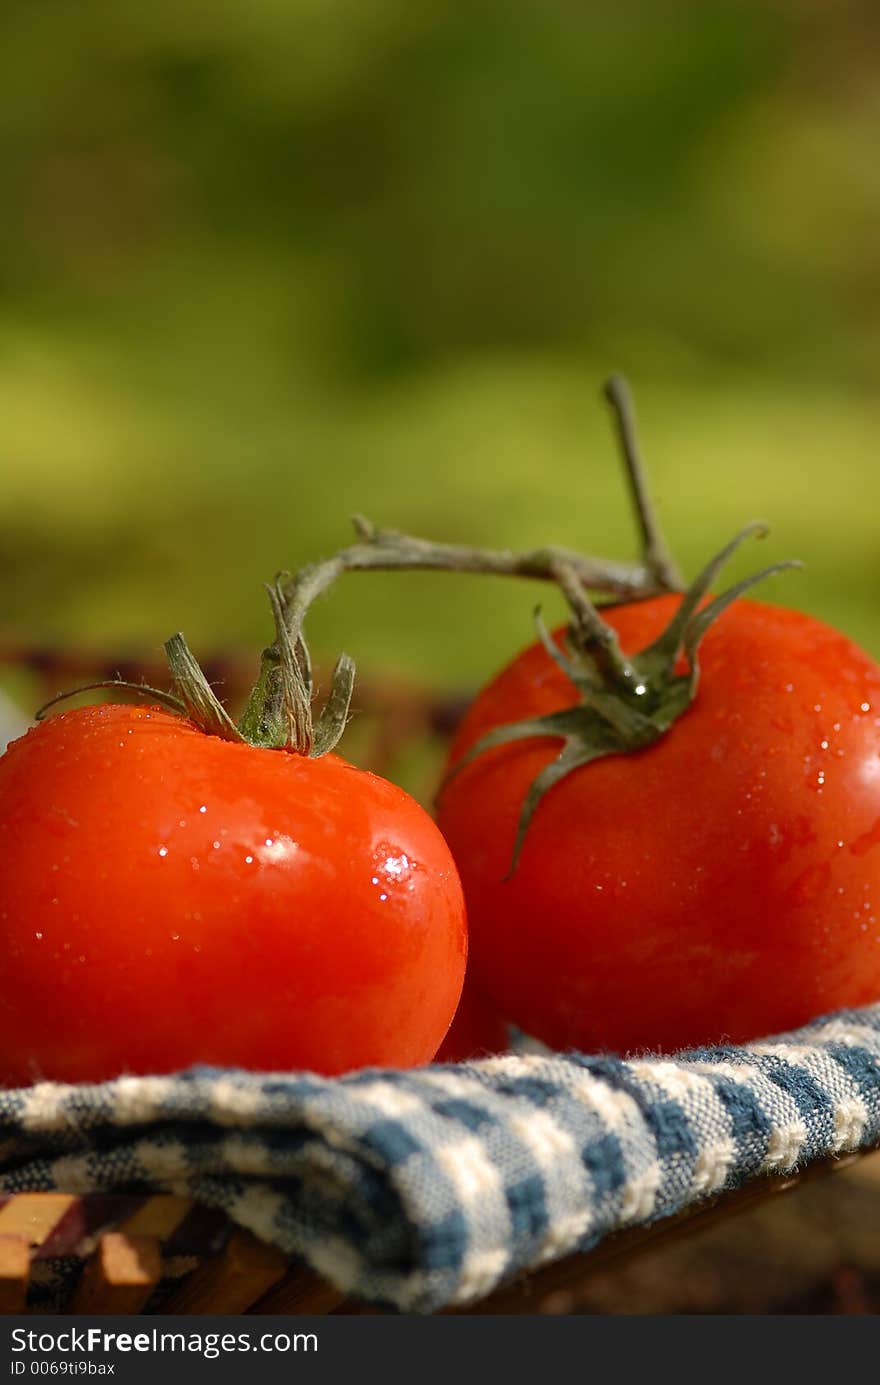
top-left (1, 1004), bottom-right (879, 1312)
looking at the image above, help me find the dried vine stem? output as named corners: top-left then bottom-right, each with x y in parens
top-left (277, 375), bottom-right (682, 648)
top-left (278, 524), bottom-right (660, 642)
top-left (603, 375), bottom-right (683, 591)
top-left (32, 379), bottom-right (689, 761)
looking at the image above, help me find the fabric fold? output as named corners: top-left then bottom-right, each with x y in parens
top-left (1, 1005), bottom-right (879, 1312)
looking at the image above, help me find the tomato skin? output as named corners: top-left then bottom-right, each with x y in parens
top-left (432, 978), bottom-right (509, 1062)
top-left (437, 596), bottom-right (880, 1054)
top-left (0, 704), bottom-right (467, 1085)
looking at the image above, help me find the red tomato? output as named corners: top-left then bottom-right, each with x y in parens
top-left (433, 978), bottom-right (509, 1062)
top-left (0, 703), bottom-right (466, 1085)
top-left (437, 596), bottom-right (880, 1054)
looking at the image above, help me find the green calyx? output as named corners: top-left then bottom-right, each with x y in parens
top-left (36, 577), bottom-right (355, 758)
top-left (233, 575), bottom-right (355, 754)
top-left (443, 523), bottom-right (802, 875)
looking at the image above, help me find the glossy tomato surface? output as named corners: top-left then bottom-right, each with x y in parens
top-left (0, 703), bottom-right (466, 1085)
top-left (437, 596), bottom-right (880, 1054)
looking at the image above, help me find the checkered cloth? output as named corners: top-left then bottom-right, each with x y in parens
top-left (1, 1004), bottom-right (879, 1313)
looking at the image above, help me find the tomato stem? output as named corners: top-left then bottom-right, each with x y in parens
top-left (173, 377), bottom-right (692, 756)
top-left (603, 375), bottom-right (684, 592)
top-left (235, 578), bottom-right (355, 755)
top-left (274, 377), bottom-right (684, 667)
top-left (277, 519), bottom-right (675, 649)
top-left (548, 558), bottom-right (638, 693)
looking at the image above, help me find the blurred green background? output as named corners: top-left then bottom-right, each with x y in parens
top-left (2, 0), bottom-right (880, 708)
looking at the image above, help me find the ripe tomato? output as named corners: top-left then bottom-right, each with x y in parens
top-left (432, 978), bottom-right (509, 1062)
top-left (437, 596), bottom-right (880, 1054)
top-left (0, 703), bottom-right (466, 1085)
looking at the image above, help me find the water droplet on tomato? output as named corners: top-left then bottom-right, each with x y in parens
top-left (199, 805), bottom-right (207, 814)
top-left (245, 855), bottom-right (254, 865)
top-left (158, 846), bottom-right (168, 858)
top-left (34, 932), bottom-right (43, 941)
top-left (861, 702), bottom-right (872, 713)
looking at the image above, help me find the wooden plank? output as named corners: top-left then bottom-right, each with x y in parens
top-left (0, 1235), bottom-right (30, 1315)
top-left (119, 1195), bottom-right (192, 1241)
top-left (0, 1194), bottom-right (76, 1246)
top-left (161, 1230), bottom-right (287, 1315)
top-left (249, 1265), bottom-right (345, 1315)
top-left (68, 1234), bottom-right (161, 1316)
